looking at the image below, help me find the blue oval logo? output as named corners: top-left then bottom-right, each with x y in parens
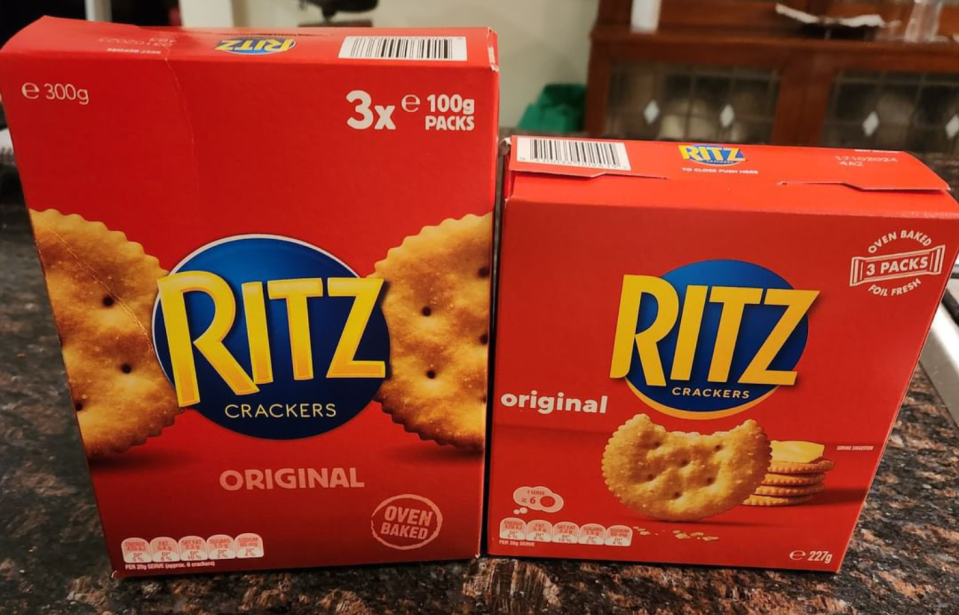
top-left (611, 260), bottom-right (817, 419)
top-left (153, 235), bottom-right (389, 439)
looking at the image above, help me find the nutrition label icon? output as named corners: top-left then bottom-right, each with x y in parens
top-left (120, 538), bottom-right (151, 563)
top-left (513, 486), bottom-right (564, 513)
top-left (497, 520), bottom-right (633, 548)
top-left (206, 534), bottom-right (237, 560)
top-left (499, 517), bottom-right (527, 540)
top-left (150, 537), bottom-right (180, 563)
top-left (178, 536), bottom-right (208, 561)
top-left (122, 533), bottom-right (264, 564)
top-left (235, 533), bottom-right (265, 559)
top-left (525, 519), bottom-right (553, 542)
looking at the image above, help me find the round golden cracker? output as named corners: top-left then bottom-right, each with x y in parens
top-left (602, 414), bottom-right (771, 522)
top-left (767, 458), bottom-right (835, 474)
top-left (371, 213), bottom-right (491, 451)
top-left (762, 472), bottom-right (825, 486)
top-left (30, 209), bottom-right (181, 457)
top-left (754, 483), bottom-right (825, 497)
top-left (742, 494), bottom-right (814, 507)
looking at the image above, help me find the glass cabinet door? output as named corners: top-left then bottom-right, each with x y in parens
top-left (820, 71), bottom-right (959, 154)
top-left (606, 63), bottom-right (780, 143)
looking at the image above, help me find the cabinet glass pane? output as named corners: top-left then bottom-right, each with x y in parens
top-left (821, 71), bottom-right (959, 154)
top-left (606, 63), bottom-right (780, 144)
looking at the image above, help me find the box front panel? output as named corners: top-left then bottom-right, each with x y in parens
top-left (488, 196), bottom-right (957, 571)
top-left (2, 28), bottom-right (497, 575)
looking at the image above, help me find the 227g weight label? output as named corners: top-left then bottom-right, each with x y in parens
top-left (789, 549), bottom-right (834, 565)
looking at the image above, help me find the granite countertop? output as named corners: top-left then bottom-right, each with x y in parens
top-left (2, 183), bottom-right (959, 615)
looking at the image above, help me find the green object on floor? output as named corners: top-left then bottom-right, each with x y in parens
top-left (518, 84), bottom-right (586, 132)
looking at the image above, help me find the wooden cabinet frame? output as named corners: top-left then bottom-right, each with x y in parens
top-left (587, 0), bottom-right (959, 145)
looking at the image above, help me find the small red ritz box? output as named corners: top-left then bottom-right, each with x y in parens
top-left (2, 18), bottom-right (498, 576)
top-left (487, 136), bottom-right (959, 571)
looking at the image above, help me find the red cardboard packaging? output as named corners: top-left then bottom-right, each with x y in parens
top-left (487, 136), bottom-right (958, 571)
top-left (1, 17), bottom-right (498, 576)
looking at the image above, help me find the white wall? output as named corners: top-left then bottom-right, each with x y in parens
top-left (179, 0), bottom-right (233, 26)
top-left (179, 0), bottom-right (598, 127)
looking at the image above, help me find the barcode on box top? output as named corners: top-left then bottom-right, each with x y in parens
top-left (515, 137), bottom-right (631, 171)
top-left (339, 36), bottom-right (467, 61)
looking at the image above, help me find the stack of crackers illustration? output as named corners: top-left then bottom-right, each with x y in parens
top-left (743, 441), bottom-right (834, 507)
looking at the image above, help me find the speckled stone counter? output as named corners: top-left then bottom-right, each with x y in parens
top-left (2, 192), bottom-right (958, 615)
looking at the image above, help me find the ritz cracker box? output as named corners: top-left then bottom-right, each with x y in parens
top-left (487, 136), bottom-right (959, 571)
top-left (1, 17), bottom-right (498, 576)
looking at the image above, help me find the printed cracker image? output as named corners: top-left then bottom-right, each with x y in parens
top-left (29, 209), bottom-right (181, 457)
top-left (760, 472), bottom-right (825, 486)
top-left (743, 441), bottom-right (834, 507)
top-left (754, 484), bottom-right (825, 497)
top-left (742, 494), bottom-right (814, 507)
top-left (767, 441), bottom-right (835, 474)
top-left (602, 413), bottom-right (771, 521)
top-left (371, 213), bottom-right (492, 451)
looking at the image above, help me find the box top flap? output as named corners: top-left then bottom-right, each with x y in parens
top-left (1, 17), bottom-right (497, 69)
top-left (508, 136), bottom-right (948, 192)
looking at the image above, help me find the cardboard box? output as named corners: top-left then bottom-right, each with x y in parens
top-left (1, 17), bottom-right (498, 576)
top-left (487, 136), bottom-right (959, 571)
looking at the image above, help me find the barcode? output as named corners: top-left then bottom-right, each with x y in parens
top-left (515, 138), bottom-right (631, 171)
top-left (338, 36), bottom-right (467, 61)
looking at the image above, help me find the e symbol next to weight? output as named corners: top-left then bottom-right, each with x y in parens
top-left (21, 82), bottom-right (40, 99)
top-left (401, 95), bottom-right (420, 113)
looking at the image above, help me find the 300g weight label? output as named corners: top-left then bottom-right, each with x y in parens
top-left (21, 82), bottom-right (90, 106)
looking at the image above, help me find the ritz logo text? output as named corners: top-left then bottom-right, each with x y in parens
top-left (679, 144), bottom-right (746, 166)
top-left (152, 236), bottom-right (390, 440)
top-left (610, 260), bottom-right (818, 419)
top-left (215, 38), bottom-right (296, 55)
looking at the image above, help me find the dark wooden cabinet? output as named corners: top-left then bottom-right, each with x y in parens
top-left (586, 0), bottom-right (959, 153)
